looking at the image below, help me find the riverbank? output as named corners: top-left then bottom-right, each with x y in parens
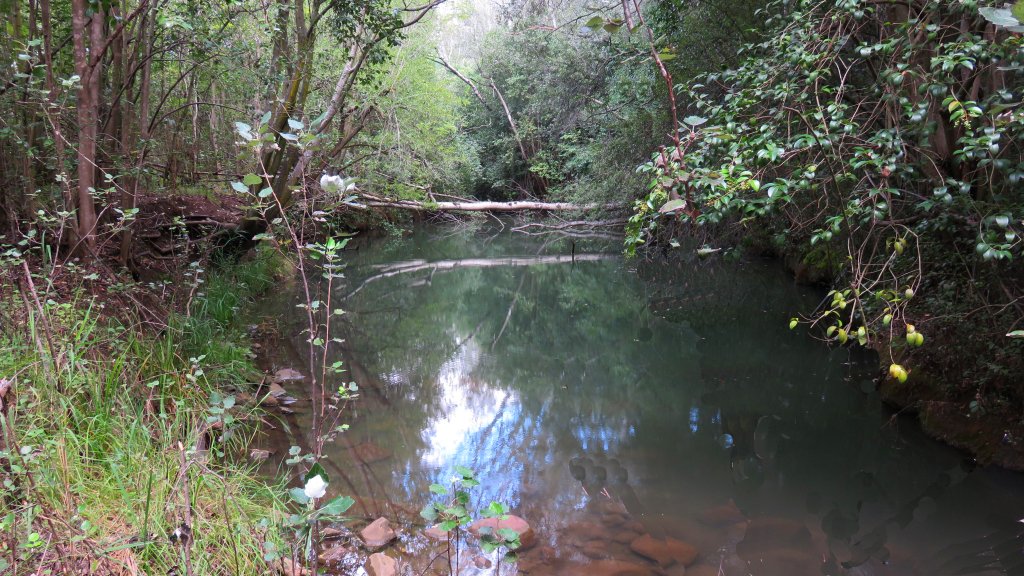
top-left (759, 239), bottom-right (1024, 471)
top-left (0, 248), bottom-right (289, 574)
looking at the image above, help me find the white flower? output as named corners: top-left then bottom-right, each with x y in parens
top-left (303, 474), bottom-right (327, 499)
top-left (319, 173), bottom-right (344, 193)
top-left (319, 173), bottom-right (357, 194)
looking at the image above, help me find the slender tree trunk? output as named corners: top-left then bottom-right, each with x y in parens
top-left (72, 0), bottom-right (100, 254)
top-left (120, 3), bottom-right (152, 265)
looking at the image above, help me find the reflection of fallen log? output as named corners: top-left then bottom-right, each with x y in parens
top-left (344, 253), bottom-right (617, 299)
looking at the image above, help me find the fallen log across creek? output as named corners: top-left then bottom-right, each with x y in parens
top-left (350, 192), bottom-right (622, 213)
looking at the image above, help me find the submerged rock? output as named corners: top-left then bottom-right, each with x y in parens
top-left (630, 534), bottom-right (698, 567)
top-left (350, 442), bottom-right (392, 463)
top-left (698, 500), bottom-right (745, 527)
top-left (423, 525), bottom-right (448, 541)
top-left (273, 368), bottom-right (304, 382)
top-left (361, 517), bottom-right (397, 548)
top-left (318, 543), bottom-right (350, 564)
top-left (468, 514), bottom-right (536, 550)
top-left (364, 552), bottom-right (398, 576)
top-left (565, 559), bottom-right (653, 576)
top-left (686, 565), bottom-right (721, 576)
top-left (276, 558), bottom-right (309, 576)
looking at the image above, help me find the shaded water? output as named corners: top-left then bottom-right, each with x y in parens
top-left (261, 224), bottom-right (1024, 576)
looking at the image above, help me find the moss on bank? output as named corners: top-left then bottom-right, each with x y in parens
top-left (0, 250), bottom-right (289, 574)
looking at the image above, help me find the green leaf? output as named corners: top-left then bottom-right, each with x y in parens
top-left (305, 462), bottom-right (328, 484)
top-left (258, 188), bottom-right (274, 198)
top-left (659, 199), bottom-right (687, 214)
top-left (429, 483), bottom-right (448, 495)
top-left (287, 118), bottom-right (304, 131)
top-left (231, 181), bottom-right (248, 193)
top-left (242, 173), bottom-right (262, 186)
top-left (683, 115), bottom-right (707, 127)
top-left (585, 16), bottom-right (604, 28)
top-left (289, 487), bottom-right (309, 505)
top-left (497, 528), bottom-right (520, 542)
top-left (1007, 330), bottom-right (1024, 339)
top-left (454, 465), bottom-right (474, 478)
top-left (234, 122), bottom-right (252, 139)
top-left (420, 504), bottom-right (438, 522)
top-left (318, 496), bottom-right (354, 516)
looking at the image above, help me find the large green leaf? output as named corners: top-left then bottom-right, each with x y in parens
top-left (318, 496), bottom-right (355, 516)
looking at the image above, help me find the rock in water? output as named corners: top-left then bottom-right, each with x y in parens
top-left (468, 514), bottom-right (536, 550)
top-left (630, 534), bottom-right (698, 567)
top-left (273, 368), bottom-right (304, 382)
top-left (350, 442), bottom-right (392, 463)
top-left (318, 543), bottom-right (349, 564)
top-left (276, 558), bottom-right (309, 576)
top-left (361, 517), bottom-right (397, 547)
top-left (364, 552), bottom-right (398, 576)
top-left (423, 525), bottom-right (449, 541)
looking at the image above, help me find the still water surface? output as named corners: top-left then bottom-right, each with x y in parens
top-left (263, 224), bottom-right (1024, 576)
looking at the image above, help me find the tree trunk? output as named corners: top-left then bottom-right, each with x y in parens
top-left (72, 0), bottom-right (101, 254)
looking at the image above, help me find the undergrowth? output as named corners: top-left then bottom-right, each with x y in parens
top-left (0, 249), bottom-right (288, 574)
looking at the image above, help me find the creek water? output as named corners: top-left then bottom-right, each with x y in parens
top-left (259, 223), bottom-right (1024, 576)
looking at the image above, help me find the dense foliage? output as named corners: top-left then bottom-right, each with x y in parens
top-left (627, 0), bottom-right (1024, 424)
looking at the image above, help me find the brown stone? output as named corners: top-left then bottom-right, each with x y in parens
top-left (581, 541), bottom-right (611, 559)
top-left (473, 555), bottom-right (493, 569)
top-left (469, 514), bottom-right (536, 550)
top-left (423, 525), bottom-right (448, 541)
top-left (364, 552), bottom-right (398, 576)
top-left (665, 537), bottom-right (698, 566)
top-left (318, 544), bottom-right (349, 564)
top-left (599, 501), bottom-right (629, 516)
top-left (565, 559), bottom-right (654, 576)
top-left (630, 534), bottom-right (698, 567)
top-left (697, 500), bottom-right (745, 527)
top-left (737, 517), bottom-right (810, 554)
top-left (350, 442), bottom-right (392, 464)
top-left (273, 368), bottom-right (304, 382)
top-left (360, 517), bottom-right (397, 548)
top-left (277, 558), bottom-right (309, 576)
top-left (613, 529), bottom-right (638, 544)
top-left (625, 520), bottom-right (645, 533)
top-left (566, 520), bottom-right (614, 542)
top-left (686, 565), bottom-right (719, 576)
top-left (320, 526), bottom-right (346, 540)
top-left (603, 513), bottom-right (629, 527)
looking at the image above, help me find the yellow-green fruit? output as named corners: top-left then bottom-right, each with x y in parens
top-left (913, 332), bottom-right (924, 346)
top-left (906, 333), bottom-right (915, 345)
top-left (889, 363), bottom-right (901, 378)
top-left (897, 369), bottom-right (908, 383)
top-left (906, 324), bottom-right (916, 334)
top-left (904, 288), bottom-right (915, 299)
top-left (789, 318), bottom-right (798, 330)
top-left (894, 240), bottom-right (904, 255)
top-left (838, 329), bottom-right (848, 344)
top-left (883, 314), bottom-right (892, 326)
top-left (857, 326), bottom-right (866, 337)
top-left (827, 325), bottom-right (837, 337)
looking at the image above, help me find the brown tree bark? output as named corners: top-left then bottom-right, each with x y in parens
top-left (72, 0), bottom-right (101, 254)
